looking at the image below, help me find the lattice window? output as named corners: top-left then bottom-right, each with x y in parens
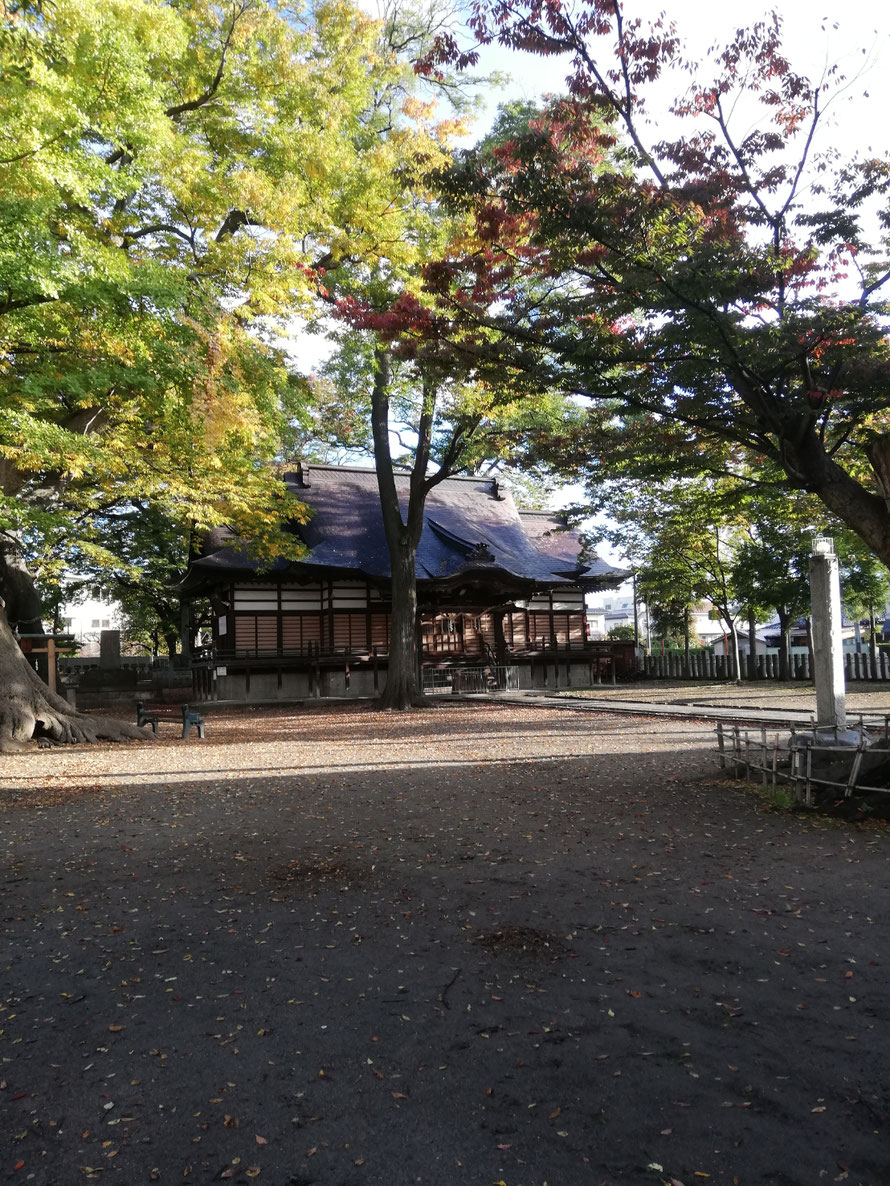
top-left (528, 613), bottom-right (552, 647)
top-left (332, 612), bottom-right (369, 651)
top-left (370, 612), bottom-right (390, 650)
top-left (507, 612), bottom-right (528, 650)
top-left (234, 615), bottom-right (278, 651)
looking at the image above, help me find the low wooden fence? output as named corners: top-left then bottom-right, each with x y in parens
top-left (716, 719), bottom-right (890, 805)
top-left (641, 651), bottom-right (890, 682)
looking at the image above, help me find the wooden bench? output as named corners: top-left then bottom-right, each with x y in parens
top-left (136, 701), bottom-right (205, 739)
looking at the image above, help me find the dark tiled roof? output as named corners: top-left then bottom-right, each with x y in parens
top-left (191, 465), bottom-right (627, 591)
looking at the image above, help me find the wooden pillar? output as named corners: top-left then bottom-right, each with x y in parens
top-left (492, 611), bottom-right (508, 668)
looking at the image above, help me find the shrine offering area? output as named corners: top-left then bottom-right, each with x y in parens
top-left (2, 703), bottom-right (888, 1186)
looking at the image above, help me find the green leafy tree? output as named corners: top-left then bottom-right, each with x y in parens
top-left (0, 0), bottom-right (459, 747)
top-left (836, 533), bottom-right (890, 670)
top-left (637, 554), bottom-right (702, 674)
top-left (310, 319), bottom-right (572, 707)
top-left (600, 478), bottom-right (749, 679)
top-left (731, 499), bottom-right (816, 680)
top-left (47, 504), bottom-right (198, 660)
top-left (606, 623), bottom-right (634, 641)
top-left (314, 82), bottom-right (573, 709)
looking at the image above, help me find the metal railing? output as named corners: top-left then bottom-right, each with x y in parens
top-left (422, 665), bottom-right (521, 695)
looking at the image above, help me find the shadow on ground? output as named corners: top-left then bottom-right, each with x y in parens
top-left (1, 707), bottom-right (889, 1186)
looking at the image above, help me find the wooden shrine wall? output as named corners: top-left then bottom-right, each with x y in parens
top-left (222, 580), bottom-right (586, 657)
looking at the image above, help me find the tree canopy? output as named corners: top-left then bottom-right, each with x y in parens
top-left (416, 1), bottom-right (890, 566)
top-left (2, 0), bottom-right (464, 559)
top-left (0, 0), bottom-right (469, 743)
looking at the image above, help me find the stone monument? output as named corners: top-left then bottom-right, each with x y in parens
top-left (809, 536), bottom-right (845, 730)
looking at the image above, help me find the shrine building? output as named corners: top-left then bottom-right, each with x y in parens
top-left (184, 464), bottom-right (629, 699)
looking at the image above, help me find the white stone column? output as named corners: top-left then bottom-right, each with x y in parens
top-left (809, 537), bottom-right (846, 729)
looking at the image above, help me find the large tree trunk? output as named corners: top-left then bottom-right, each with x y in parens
top-left (371, 349), bottom-right (428, 710)
top-left (0, 536), bottom-right (152, 751)
top-left (777, 607), bottom-right (791, 681)
top-left (380, 538), bottom-right (424, 710)
top-left (780, 429), bottom-right (890, 565)
top-left (179, 599), bottom-right (192, 665)
top-left (747, 607), bottom-right (758, 680)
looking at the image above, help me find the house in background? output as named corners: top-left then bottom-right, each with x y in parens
top-left (57, 595), bottom-right (121, 657)
top-left (586, 590), bottom-right (745, 650)
top-left (586, 587), bottom-right (638, 638)
top-left (184, 464), bottom-right (629, 699)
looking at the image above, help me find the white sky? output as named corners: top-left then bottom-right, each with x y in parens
top-left (472, 0), bottom-right (890, 157)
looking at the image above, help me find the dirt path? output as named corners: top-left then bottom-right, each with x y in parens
top-left (1, 703), bottom-right (888, 1186)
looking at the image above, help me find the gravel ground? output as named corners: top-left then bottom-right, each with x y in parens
top-left (1, 701), bottom-right (889, 1186)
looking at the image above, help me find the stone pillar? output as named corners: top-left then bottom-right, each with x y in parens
top-left (809, 537), bottom-right (845, 728)
top-left (99, 629), bottom-right (122, 669)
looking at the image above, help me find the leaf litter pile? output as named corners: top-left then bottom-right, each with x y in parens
top-left (1, 701), bottom-right (889, 1186)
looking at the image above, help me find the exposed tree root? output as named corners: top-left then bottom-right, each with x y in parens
top-left (0, 620), bottom-right (153, 752)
